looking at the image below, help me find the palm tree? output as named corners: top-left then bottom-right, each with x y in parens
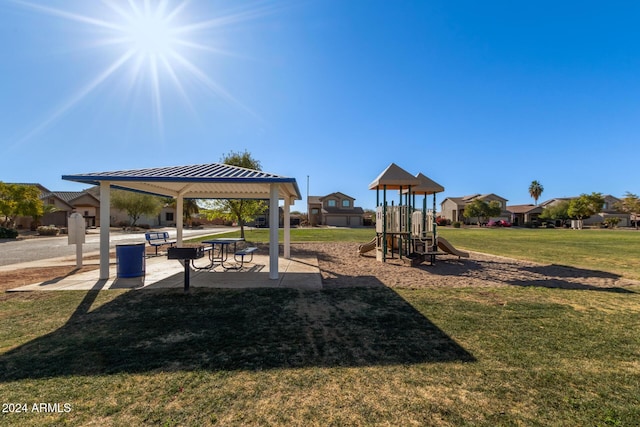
top-left (529, 180), bottom-right (544, 205)
top-left (163, 198), bottom-right (200, 227)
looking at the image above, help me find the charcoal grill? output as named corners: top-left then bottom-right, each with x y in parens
top-left (167, 245), bottom-right (205, 292)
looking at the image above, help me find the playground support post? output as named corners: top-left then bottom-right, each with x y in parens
top-left (433, 193), bottom-right (438, 251)
top-left (383, 185), bottom-right (387, 262)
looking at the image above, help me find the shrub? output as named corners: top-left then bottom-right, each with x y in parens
top-left (37, 225), bottom-right (60, 236)
top-left (604, 218), bottom-right (620, 229)
top-left (435, 216), bottom-right (450, 226)
top-left (0, 227), bottom-right (18, 239)
top-left (452, 222), bottom-right (461, 228)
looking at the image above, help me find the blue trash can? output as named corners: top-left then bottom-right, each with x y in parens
top-left (116, 243), bottom-right (146, 278)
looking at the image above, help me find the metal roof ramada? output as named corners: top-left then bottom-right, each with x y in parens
top-left (62, 163), bottom-right (301, 200)
top-left (63, 163), bottom-right (289, 183)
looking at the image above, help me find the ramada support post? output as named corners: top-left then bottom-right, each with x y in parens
top-left (99, 181), bottom-right (111, 280)
top-left (269, 183), bottom-right (279, 280)
top-left (284, 196), bottom-right (291, 259)
top-left (176, 194), bottom-right (184, 247)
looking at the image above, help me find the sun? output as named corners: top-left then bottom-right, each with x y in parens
top-left (10, 0), bottom-right (272, 144)
top-left (123, 10), bottom-right (175, 58)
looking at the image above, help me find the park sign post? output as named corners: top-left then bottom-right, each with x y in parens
top-left (68, 212), bottom-right (86, 267)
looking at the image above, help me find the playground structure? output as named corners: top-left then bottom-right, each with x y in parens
top-left (360, 163), bottom-right (469, 265)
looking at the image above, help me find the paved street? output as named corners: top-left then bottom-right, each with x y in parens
top-left (0, 227), bottom-right (236, 267)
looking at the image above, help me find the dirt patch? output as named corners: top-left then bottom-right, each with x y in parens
top-left (295, 242), bottom-right (640, 292)
top-left (0, 265), bottom-right (100, 298)
top-left (2, 243), bottom-right (638, 295)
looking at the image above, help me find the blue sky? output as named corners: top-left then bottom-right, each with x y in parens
top-left (2, 0), bottom-right (639, 211)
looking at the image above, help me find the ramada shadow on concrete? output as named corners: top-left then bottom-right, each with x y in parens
top-left (9, 253), bottom-right (322, 292)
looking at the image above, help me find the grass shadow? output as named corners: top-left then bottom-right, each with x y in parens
top-left (422, 256), bottom-right (636, 293)
top-left (505, 279), bottom-right (636, 293)
top-left (0, 284), bottom-right (474, 381)
top-left (520, 264), bottom-right (620, 280)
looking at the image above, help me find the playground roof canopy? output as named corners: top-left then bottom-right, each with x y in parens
top-left (407, 173), bottom-right (445, 195)
top-left (368, 163), bottom-right (420, 190)
top-left (62, 163), bottom-right (301, 201)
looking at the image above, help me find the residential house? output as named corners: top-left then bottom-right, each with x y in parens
top-left (41, 190), bottom-right (101, 228)
top-left (541, 195), bottom-right (630, 227)
top-left (507, 204), bottom-right (543, 226)
top-left (598, 195), bottom-right (630, 226)
top-left (9, 183), bottom-right (178, 230)
top-left (86, 186), bottom-right (178, 227)
top-left (8, 184), bottom-right (100, 229)
top-left (308, 192), bottom-right (364, 227)
top-left (440, 194), bottom-right (510, 224)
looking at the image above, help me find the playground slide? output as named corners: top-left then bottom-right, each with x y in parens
top-left (437, 237), bottom-right (470, 258)
top-left (358, 237), bottom-right (377, 254)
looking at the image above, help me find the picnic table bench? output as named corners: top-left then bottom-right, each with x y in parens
top-left (226, 247), bottom-right (258, 270)
top-left (145, 231), bottom-right (176, 256)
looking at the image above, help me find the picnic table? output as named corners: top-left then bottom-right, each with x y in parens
top-left (192, 238), bottom-right (245, 270)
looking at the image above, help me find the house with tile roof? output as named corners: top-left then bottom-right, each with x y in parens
top-left (440, 193), bottom-right (510, 224)
top-left (9, 184), bottom-right (101, 229)
top-left (507, 204), bottom-right (544, 226)
top-left (308, 192), bottom-right (364, 227)
top-left (541, 195), bottom-right (631, 227)
top-left (9, 183), bottom-right (178, 230)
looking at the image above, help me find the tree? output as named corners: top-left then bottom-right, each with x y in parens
top-left (31, 203), bottom-right (58, 229)
top-left (0, 182), bottom-right (43, 228)
top-left (163, 198), bottom-right (200, 227)
top-left (111, 190), bottom-right (162, 226)
top-left (202, 150), bottom-right (267, 238)
top-left (540, 200), bottom-right (570, 227)
top-left (463, 199), bottom-right (502, 226)
top-left (529, 180), bottom-right (544, 205)
top-left (615, 192), bottom-right (640, 230)
top-left (486, 200), bottom-right (503, 219)
top-left (567, 192), bottom-right (605, 229)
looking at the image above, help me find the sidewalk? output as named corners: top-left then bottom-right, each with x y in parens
top-left (7, 252), bottom-right (323, 292)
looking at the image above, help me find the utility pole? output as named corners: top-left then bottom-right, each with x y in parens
top-left (307, 175), bottom-right (311, 226)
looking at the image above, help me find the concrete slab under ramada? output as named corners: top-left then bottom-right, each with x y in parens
top-left (8, 253), bottom-right (322, 292)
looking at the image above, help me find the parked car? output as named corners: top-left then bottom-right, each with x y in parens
top-left (487, 219), bottom-right (511, 227)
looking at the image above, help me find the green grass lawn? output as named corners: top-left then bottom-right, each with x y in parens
top-left (192, 227), bottom-right (376, 243)
top-left (438, 227), bottom-right (640, 280)
top-left (1, 227), bottom-right (639, 426)
top-left (1, 285), bottom-right (638, 426)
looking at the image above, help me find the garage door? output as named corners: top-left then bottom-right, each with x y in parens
top-left (328, 216), bottom-right (348, 227)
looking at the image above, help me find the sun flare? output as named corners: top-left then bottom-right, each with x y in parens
top-left (11, 0), bottom-right (272, 144)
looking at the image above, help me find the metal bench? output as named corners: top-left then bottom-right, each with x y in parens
top-left (225, 247), bottom-right (258, 270)
top-left (145, 231), bottom-right (176, 256)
